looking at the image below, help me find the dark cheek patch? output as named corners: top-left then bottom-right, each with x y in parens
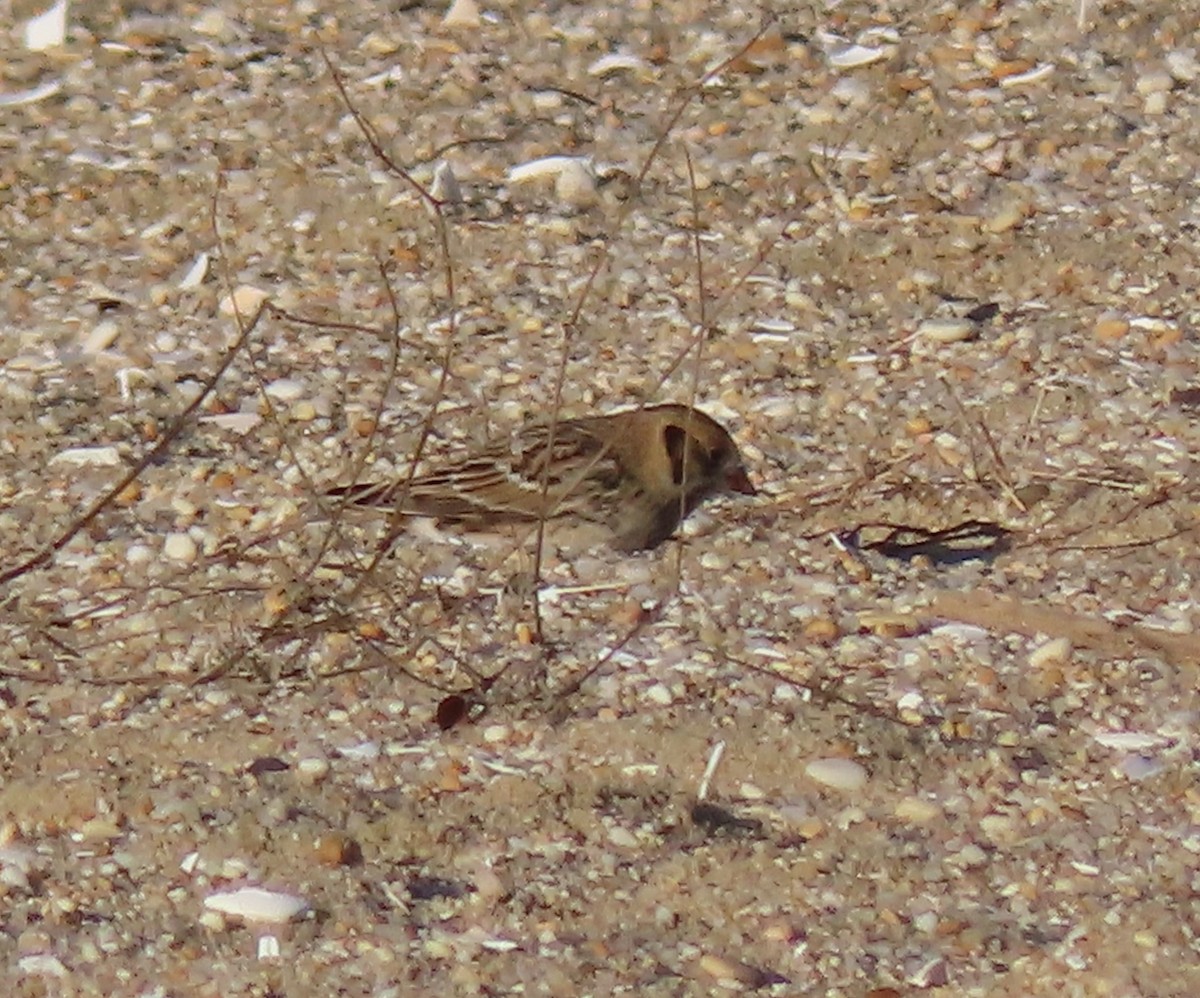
top-left (663, 425), bottom-right (688, 486)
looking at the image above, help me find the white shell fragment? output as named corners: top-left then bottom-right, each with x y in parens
top-left (1028, 636), bottom-right (1071, 668)
top-left (1166, 49), bottom-right (1199, 83)
top-left (807, 143), bottom-right (877, 164)
top-left (17, 954), bottom-right (69, 978)
top-left (805, 757), bottom-right (868, 791)
top-left (163, 532), bottom-right (198, 563)
top-left (999, 63), bottom-right (1055, 88)
top-left (0, 80), bottom-right (64, 107)
top-left (554, 159), bottom-right (598, 209)
top-left (1090, 730), bottom-right (1170, 752)
top-left (264, 379), bottom-right (305, 402)
top-left (0, 845), bottom-right (37, 889)
top-left (430, 161), bottom-right (462, 204)
top-left (828, 44), bottom-right (888, 69)
top-left (218, 285), bottom-right (271, 318)
top-left (200, 412), bottom-right (263, 434)
top-left (50, 446), bottom-right (122, 467)
top-left (203, 887), bottom-right (309, 925)
top-left (178, 252), bottom-right (210, 290)
top-left (916, 318), bottom-right (975, 343)
top-left (507, 155), bottom-right (597, 209)
top-left (507, 156), bottom-right (592, 186)
top-left (81, 320), bottom-right (121, 353)
top-left (442, 0), bottom-right (480, 29)
top-left (588, 52), bottom-right (651, 77)
top-left (25, 0), bottom-right (68, 51)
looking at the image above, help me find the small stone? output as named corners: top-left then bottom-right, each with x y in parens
top-left (430, 161), bottom-right (462, 203)
top-left (906, 955), bottom-right (949, 988)
top-left (1135, 69), bottom-right (1174, 95)
top-left (916, 317), bottom-right (975, 343)
top-left (589, 52), bottom-right (651, 77)
top-left (697, 953), bottom-right (777, 986)
top-left (24, 0), bottom-right (67, 51)
top-left (296, 757), bottom-right (330, 783)
top-left (963, 131), bottom-right (998, 152)
top-left (1093, 313), bottom-right (1130, 342)
top-left (608, 826), bottom-right (638, 848)
top-left (555, 159), bottom-right (598, 210)
top-left (983, 199), bottom-right (1028, 234)
top-left (1166, 49), bottom-right (1199, 83)
top-left (163, 533), bottom-right (197, 563)
top-left (442, 0), bottom-right (480, 29)
top-left (192, 9), bottom-right (233, 40)
top-left (313, 833), bottom-right (362, 867)
top-left (805, 757), bottom-right (868, 791)
top-left (50, 446), bottom-right (121, 467)
top-left (218, 285), bottom-right (270, 318)
top-left (802, 617), bottom-right (840, 643)
top-left (1029, 636), bottom-right (1071, 668)
top-left (265, 379), bottom-right (305, 402)
top-left (828, 44), bottom-right (887, 69)
top-left (644, 683), bottom-right (673, 705)
top-left (894, 797), bottom-right (940, 823)
top-left (1143, 91), bottom-right (1168, 115)
top-left (81, 320), bottom-right (121, 353)
top-left (203, 887), bottom-right (308, 925)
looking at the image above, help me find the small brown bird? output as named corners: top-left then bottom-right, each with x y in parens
top-left (328, 404), bottom-right (756, 551)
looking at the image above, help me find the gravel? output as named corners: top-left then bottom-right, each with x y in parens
top-left (2, 0), bottom-right (1198, 994)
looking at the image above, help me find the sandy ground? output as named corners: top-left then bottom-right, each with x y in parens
top-left (2, 0), bottom-right (1199, 994)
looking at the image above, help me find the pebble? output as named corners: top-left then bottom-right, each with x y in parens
top-left (177, 252), bottom-right (209, 290)
top-left (312, 833), bottom-right (362, 868)
top-left (162, 532), bottom-right (198, 563)
top-left (1135, 70), bottom-right (1174, 95)
top-left (894, 796), bottom-right (940, 823)
top-left (805, 757), bottom-right (868, 791)
top-left (1093, 313), bottom-right (1130, 342)
top-left (336, 741), bottom-right (379, 761)
top-left (218, 285), bottom-right (270, 318)
top-left (1028, 636), bottom-right (1071, 668)
top-left (644, 683), bottom-right (673, 705)
top-left (998, 63), bottom-right (1054, 88)
top-left (828, 43), bottom-right (888, 69)
top-left (608, 826), bottom-right (638, 848)
top-left (983, 199), bottom-right (1028, 234)
top-left (265, 379), bottom-right (305, 402)
top-left (81, 320), bottom-right (121, 353)
top-left (430, 161), bottom-right (462, 204)
top-left (508, 155), bottom-right (585, 185)
top-left (192, 9), bottom-right (233, 40)
top-left (203, 887), bottom-right (308, 925)
top-left (589, 53), bottom-right (651, 78)
top-left (916, 317), bottom-right (975, 343)
top-left (1166, 49), bottom-right (1199, 83)
top-left (554, 159), bottom-right (598, 210)
top-left (296, 757), bottom-right (331, 783)
top-left (1119, 755), bottom-right (1162, 781)
top-left (442, 0), bottom-right (480, 29)
top-left (24, 0), bottom-right (66, 51)
top-left (201, 412), bottom-right (262, 434)
top-left (1090, 730), bottom-right (1167, 752)
top-left (50, 446), bottom-right (122, 467)
top-left (963, 131), bottom-right (998, 152)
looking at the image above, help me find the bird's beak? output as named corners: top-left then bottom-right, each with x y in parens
top-left (726, 466), bottom-right (757, 496)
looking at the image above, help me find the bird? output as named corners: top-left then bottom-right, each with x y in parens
top-left (327, 403), bottom-right (756, 551)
